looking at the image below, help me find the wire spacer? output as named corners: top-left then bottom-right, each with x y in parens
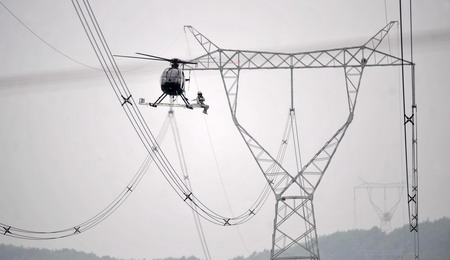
top-left (223, 218), bottom-right (231, 226)
top-left (74, 227), bottom-right (81, 234)
top-left (408, 194), bottom-right (416, 203)
top-left (3, 226), bottom-right (11, 235)
top-left (183, 192), bottom-right (193, 202)
top-left (121, 95), bottom-right (133, 106)
top-left (410, 223), bottom-right (418, 232)
top-left (404, 114), bottom-right (414, 125)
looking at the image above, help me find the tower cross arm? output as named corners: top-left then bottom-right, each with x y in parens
top-left (185, 22), bottom-right (411, 71)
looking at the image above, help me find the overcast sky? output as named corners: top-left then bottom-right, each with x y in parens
top-left (1, 0), bottom-right (449, 260)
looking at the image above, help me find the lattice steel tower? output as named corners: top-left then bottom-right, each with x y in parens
top-left (354, 182), bottom-right (404, 232)
top-left (184, 22), bottom-right (413, 260)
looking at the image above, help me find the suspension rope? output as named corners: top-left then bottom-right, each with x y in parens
top-left (169, 109), bottom-right (211, 260)
top-left (184, 30), bottom-right (246, 254)
top-left (184, 25), bottom-right (273, 223)
top-left (183, 29), bottom-right (278, 255)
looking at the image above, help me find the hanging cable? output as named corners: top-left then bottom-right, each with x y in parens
top-left (183, 26), bottom-right (273, 224)
top-left (70, 0), bottom-right (268, 226)
top-left (184, 26), bottom-right (272, 216)
top-left (0, 0), bottom-right (101, 71)
top-left (383, 0), bottom-right (411, 245)
top-left (408, 1), bottom-right (419, 259)
top-left (398, 0), bottom-right (411, 226)
top-left (0, 1), bottom-right (155, 73)
top-left (185, 30), bottom-right (259, 255)
top-left (399, 0), bottom-right (419, 259)
top-left (0, 110), bottom-right (172, 240)
top-left (169, 108), bottom-right (212, 260)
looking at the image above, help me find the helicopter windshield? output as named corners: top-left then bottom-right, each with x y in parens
top-left (161, 68), bottom-right (183, 84)
top-left (160, 68), bottom-right (185, 95)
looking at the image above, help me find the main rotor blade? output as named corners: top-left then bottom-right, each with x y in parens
top-left (135, 52), bottom-right (172, 62)
top-left (134, 52), bottom-right (197, 65)
top-left (113, 54), bottom-right (166, 61)
top-left (179, 60), bottom-right (198, 65)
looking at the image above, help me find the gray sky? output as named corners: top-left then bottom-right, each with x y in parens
top-left (1, 0), bottom-right (449, 260)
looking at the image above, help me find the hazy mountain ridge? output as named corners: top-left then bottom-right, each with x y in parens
top-left (154, 256), bottom-right (200, 260)
top-left (1, 218), bottom-right (448, 260)
top-left (0, 244), bottom-right (128, 260)
top-left (230, 217), bottom-right (450, 260)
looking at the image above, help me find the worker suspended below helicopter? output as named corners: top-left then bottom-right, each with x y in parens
top-left (114, 52), bottom-right (209, 114)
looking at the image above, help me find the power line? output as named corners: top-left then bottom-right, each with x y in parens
top-left (0, 0), bottom-right (100, 71)
top-left (0, 0), bottom-right (153, 73)
top-left (2, 0), bottom-right (271, 240)
top-left (0, 111), bottom-right (171, 239)
top-left (168, 106), bottom-right (212, 260)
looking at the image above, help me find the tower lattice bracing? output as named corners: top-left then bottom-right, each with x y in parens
top-left (185, 22), bottom-right (412, 260)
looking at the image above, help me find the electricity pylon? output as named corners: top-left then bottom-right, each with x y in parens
top-left (354, 181), bottom-right (404, 232)
top-left (185, 22), bottom-right (413, 260)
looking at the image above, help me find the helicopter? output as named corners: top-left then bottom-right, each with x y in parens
top-left (114, 52), bottom-right (205, 110)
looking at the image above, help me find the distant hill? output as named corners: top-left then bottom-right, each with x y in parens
top-left (0, 244), bottom-right (125, 260)
top-left (1, 217), bottom-right (449, 260)
top-left (154, 257), bottom-right (200, 260)
top-left (230, 217), bottom-right (450, 260)
top-left (318, 218), bottom-right (450, 260)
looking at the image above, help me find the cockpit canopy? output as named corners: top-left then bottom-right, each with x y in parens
top-left (160, 67), bottom-right (185, 95)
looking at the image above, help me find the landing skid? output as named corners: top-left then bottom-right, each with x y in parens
top-left (148, 93), bottom-right (193, 109)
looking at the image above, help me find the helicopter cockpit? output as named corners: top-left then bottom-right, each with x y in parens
top-left (160, 67), bottom-right (185, 96)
